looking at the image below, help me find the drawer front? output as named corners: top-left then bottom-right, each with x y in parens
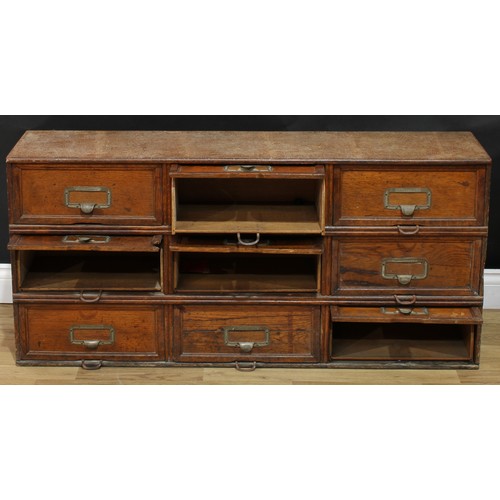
top-left (334, 166), bottom-right (486, 226)
top-left (173, 305), bottom-right (320, 362)
top-left (334, 238), bottom-right (482, 295)
top-left (11, 164), bottom-right (163, 225)
top-left (171, 164), bottom-right (325, 177)
top-left (18, 304), bottom-right (165, 361)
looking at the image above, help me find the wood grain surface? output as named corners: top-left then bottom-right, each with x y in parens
top-left (7, 131), bottom-right (492, 164)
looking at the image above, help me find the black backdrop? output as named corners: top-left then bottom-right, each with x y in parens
top-left (1, 115), bottom-right (498, 266)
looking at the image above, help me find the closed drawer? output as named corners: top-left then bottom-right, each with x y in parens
top-left (10, 164), bottom-right (163, 225)
top-left (173, 305), bottom-right (320, 362)
top-left (333, 237), bottom-right (483, 295)
top-left (330, 306), bottom-right (480, 361)
top-left (333, 166), bottom-right (487, 226)
top-left (17, 304), bottom-right (165, 361)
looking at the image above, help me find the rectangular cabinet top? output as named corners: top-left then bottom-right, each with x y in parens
top-left (7, 130), bottom-right (491, 164)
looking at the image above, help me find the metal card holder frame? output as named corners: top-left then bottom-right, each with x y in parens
top-left (64, 186), bottom-right (112, 212)
top-left (223, 325), bottom-right (270, 353)
top-left (381, 257), bottom-right (429, 285)
top-left (384, 187), bottom-right (432, 216)
top-left (69, 324), bottom-right (115, 349)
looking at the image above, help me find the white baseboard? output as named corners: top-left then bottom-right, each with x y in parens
top-left (1, 264), bottom-right (500, 308)
top-left (483, 269), bottom-right (500, 309)
top-left (0, 264), bottom-right (13, 304)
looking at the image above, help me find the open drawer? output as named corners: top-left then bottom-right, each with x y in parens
top-left (9, 234), bottom-right (163, 292)
top-left (171, 165), bottom-right (325, 234)
top-left (330, 306), bottom-right (481, 361)
top-left (170, 235), bottom-right (322, 293)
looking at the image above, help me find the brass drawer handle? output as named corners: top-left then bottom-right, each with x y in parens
top-left (64, 186), bottom-right (112, 214)
top-left (235, 361), bottom-right (257, 372)
top-left (237, 233), bottom-right (260, 246)
top-left (381, 306), bottom-right (429, 316)
top-left (394, 295), bottom-right (417, 305)
top-left (80, 290), bottom-right (103, 303)
top-left (223, 165), bottom-right (273, 173)
top-left (81, 360), bottom-right (103, 370)
top-left (69, 324), bottom-right (115, 349)
top-left (397, 225), bottom-right (420, 236)
top-left (223, 326), bottom-right (270, 353)
top-left (381, 258), bottom-right (428, 285)
top-left (384, 187), bottom-right (432, 216)
top-left (62, 235), bottom-right (111, 244)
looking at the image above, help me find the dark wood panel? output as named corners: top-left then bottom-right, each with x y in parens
top-left (333, 237), bottom-right (483, 295)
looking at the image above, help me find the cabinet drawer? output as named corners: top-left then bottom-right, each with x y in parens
top-left (10, 164), bottom-right (163, 225)
top-left (18, 304), bottom-right (165, 361)
top-left (334, 166), bottom-right (487, 226)
top-left (333, 238), bottom-right (482, 295)
top-left (173, 305), bottom-right (320, 362)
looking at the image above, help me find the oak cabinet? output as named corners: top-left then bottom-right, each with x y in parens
top-left (6, 131), bottom-right (491, 369)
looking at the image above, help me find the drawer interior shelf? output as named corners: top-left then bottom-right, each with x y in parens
top-left (331, 322), bottom-right (473, 361)
top-left (173, 178), bottom-right (324, 233)
top-left (175, 253), bottom-right (319, 292)
top-left (19, 251), bottom-right (161, 291)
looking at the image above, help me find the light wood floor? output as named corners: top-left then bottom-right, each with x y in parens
top-left (1, 304), bottom-right (499, 384)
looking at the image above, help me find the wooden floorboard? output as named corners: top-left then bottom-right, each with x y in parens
top-left (1, 304), bottom-right (499, 385)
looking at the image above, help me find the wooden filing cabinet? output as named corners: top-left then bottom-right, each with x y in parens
top-left (5, 131), bottom-right (491, 369)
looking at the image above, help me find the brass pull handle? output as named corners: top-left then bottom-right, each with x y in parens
top-left (381, 258), bottom-right (429, 285)
top-left (79, 290), bottom-right (102, 303)
top-left (64, 186), bottom-right (112, 213)
top-left (397, 225), bottom-right (420, 235)
top-left (224, 165), bottom-right (273, 173)
top-left (237, 233), bottom-right (260, 246)
top-left (381, 306), bottom-right (429, 316)
top-left (81, 360), bottom-right (103, 370)
top-left (384, 187), bottom-right (432, 216)
top-left (69, 324), bottom-right (115, 348)
top-left (394, 295), bottom-right (417, 305)
top-left (62, 235), bottom-right (111, 244)
top-left (223, 326), bottom-right (270, 352)
top-left (235, 361), bottom-right (257, 372)
top-left (238, 342), bottom-right (255, 353)
top-left (80, 202), bottom-right (96, 214)
top-left (83, 340), bottom-right (101, 349)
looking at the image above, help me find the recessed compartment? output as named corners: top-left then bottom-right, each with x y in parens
top-left (172, 174), bottom-right (325, 234)
top-left (330, 306), bottom-right (480, 361)
top-left (174, 252), bottom-right (320, 293)
top-left (173, 304), bottom-right (320, 362)
top-left (11, 234), bottom-right (163, 292)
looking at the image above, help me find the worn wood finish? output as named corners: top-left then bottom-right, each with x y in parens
top-left (173, 305), bottom-right (320, 363)
top-left (10, 164), bottom-right (164, 225)
top-left (8, 234), bottom-right (162, 252)
top-left (334, 166), bottom-right (487, 226)
top-left (16, 304), bottom-right (165, 361)
top-left (5, 131), bottom-right (492, 369)
top-left (7, 131), bottom-right (491, 164)
top-left (333, 237), bottom-right (483, 296)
